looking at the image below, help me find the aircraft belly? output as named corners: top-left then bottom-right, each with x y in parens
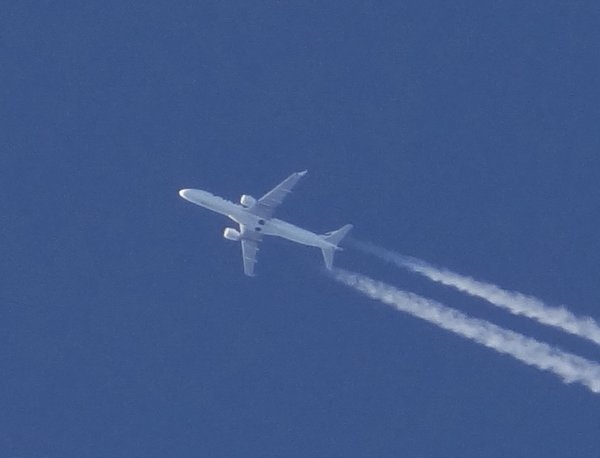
top-left (261, 219), bottom-right (321, 247)
top-left (190, 193), bottom-right (240, 217)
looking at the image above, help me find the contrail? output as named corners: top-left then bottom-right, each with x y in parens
top-left (351, 240), bottom-right (600, 347)
top-left (330, 268), bottom-right (600, 394)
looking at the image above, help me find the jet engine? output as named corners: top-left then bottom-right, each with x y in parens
top-left (223, 227), bottom-right (241, 241)
top-left (240, 194), bottom-right (256, 208)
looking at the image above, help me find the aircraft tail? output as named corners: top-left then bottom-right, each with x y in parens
top-left (321, 224), bottom-right (353, 269)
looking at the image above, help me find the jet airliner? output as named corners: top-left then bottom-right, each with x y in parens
top-left (179, 170), bottom-right (352, 276)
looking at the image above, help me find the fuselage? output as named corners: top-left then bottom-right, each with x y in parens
top-left (178, 188), bottom-right (335, 250)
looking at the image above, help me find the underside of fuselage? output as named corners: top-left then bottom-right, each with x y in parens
top-left (229, 210), bottom-right (328, 249)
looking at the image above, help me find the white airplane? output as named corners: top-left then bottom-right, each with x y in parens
top-left (178, 170), bottom-right (352, 276)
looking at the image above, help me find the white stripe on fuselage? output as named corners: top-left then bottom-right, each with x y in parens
top-left (178, 188), bottom-right (335, 250)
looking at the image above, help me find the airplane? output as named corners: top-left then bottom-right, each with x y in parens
top-left (178, 170), bottom-right (352, 276)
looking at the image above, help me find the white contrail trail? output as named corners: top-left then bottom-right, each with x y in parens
top-left (331, 268), bottom-right (600, 394)
top-left (351, 240), bottom-right (600, 347)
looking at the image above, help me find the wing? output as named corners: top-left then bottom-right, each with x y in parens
top-left (241, 239), bottom-right (259, 277)
top-left (250, 170), bottom-right (307, 219)
top-left (240, 225), bottom-right (262, 277)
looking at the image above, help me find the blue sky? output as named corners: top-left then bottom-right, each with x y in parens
top-left (2, 1), bottom-right (600, 456)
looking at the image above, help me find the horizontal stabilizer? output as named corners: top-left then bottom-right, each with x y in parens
top-left (321, 247), bottom-right (334, 270)
top-left (321, 224), bottom-right (353, 270)
top-left (323, 224), bottom-right (353, 247)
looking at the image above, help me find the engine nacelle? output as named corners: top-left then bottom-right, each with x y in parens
top-left (223, 227), bottom-right (241, 241)
top-left (240, 194), bottom-right (256, 208)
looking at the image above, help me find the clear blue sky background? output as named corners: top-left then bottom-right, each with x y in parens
top-left (2, 1), bottom-right (600, 456)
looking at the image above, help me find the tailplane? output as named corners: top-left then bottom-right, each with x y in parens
top-left (320, 224), bottom-right (353, 269)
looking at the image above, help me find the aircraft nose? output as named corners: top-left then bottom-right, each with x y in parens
top-left (179, 189), bottom-right (191, 199)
